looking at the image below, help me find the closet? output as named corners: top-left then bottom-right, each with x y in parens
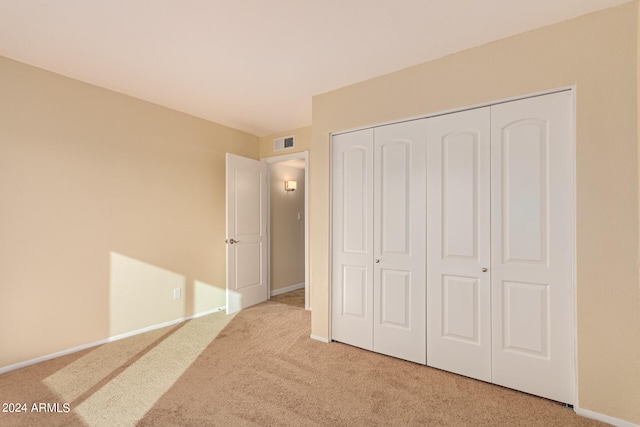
top-left (331, 90), bottom-right (575, 404)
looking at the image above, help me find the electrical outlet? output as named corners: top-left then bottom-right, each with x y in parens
top-left (173, 288), bottom-right (181, 300)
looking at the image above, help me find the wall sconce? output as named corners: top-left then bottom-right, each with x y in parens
top-left (285, 180), bottom-right (297, 192)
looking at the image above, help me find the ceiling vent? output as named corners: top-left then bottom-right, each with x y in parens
top-left (274, 135), bottom-right (295, 152)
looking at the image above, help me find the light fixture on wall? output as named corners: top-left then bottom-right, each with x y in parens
top-left (285, 180), bottom-right (297, 192)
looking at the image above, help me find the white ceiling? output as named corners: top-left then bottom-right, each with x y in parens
top-left (0, 0), bottom-right (630, 137)
top-left (279, 159), bottom-right (306, 170)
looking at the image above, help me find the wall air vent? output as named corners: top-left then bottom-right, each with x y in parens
top-left (274, 135), bottom-right (295, 152)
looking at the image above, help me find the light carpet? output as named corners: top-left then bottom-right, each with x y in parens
top-left (0, 300), bottom-right (607, 426)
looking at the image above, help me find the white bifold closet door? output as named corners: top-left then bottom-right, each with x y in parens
top-left (426, 91), bottom-right (574, 404)
top-left (332, 120), bottom-right (427, 364)
top-left (426, 107), bottom-right (492, 382)
top-left (490, 92), bottom-right (574, 403)
top-left (331, 128), bottom-right (374, 351)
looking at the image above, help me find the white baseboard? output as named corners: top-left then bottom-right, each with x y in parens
top-left (575, 407), bottom-right (639, 427)
top-left (270, 282), bottom-right (305, 297)
top-left (0, 306), bottom-right (226, 376)
top-left (310, 334), bottom-right (330, 343)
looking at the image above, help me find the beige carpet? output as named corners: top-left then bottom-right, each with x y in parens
top-left (270, 288), bottom-right (305, 308)
top-left (0, 300), bottom-right (608, 427)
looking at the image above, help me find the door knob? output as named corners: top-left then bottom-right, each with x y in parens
top-left (227, 238), bottom-right (240, 244)
top-left (375, 259), bottom-right (380, 263)
top-left (482, 267), bottom-right (488, 272)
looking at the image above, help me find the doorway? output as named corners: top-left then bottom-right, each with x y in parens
top-left (264, 152), bottom-right (309, 310)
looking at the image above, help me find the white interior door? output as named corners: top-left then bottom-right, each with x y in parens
top-left (226, 153), bottom-right (268, 314)
top-left (490, 91), bottom-right (575, 404)
top-left (331, 129), bottom-right (374, 351)
top-left (373, 120), bottom-right (427, 364)
top-left (426, 107), bottom-right (492, 381)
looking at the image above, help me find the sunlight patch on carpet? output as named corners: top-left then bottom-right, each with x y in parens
top-left (43, 325), bottom-right (173, 402)
top-left (45, 311), bottom-right (235, 427)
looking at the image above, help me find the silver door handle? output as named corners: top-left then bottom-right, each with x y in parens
top-left (482, 267), bottom-right (488, 272)
top-left (226, 238), bottom-right (240, 244)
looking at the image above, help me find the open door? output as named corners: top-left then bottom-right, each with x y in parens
top-left (226, 153), bottom-right (268, 314)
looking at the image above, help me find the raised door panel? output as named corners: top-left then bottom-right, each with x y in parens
top-left (341, 266), bottom-right (368, 318)
top-left (373, 120), bottom-right (427, 365)
top-left (232, 167), bottom-right (265, 295)
top-left (331, 129), bottom-right (374, 350)
top-left (442, 275), bottom-right (480, 343)
top-left (343, 147), bottom-right (369, 254)
top-left (380, 269), bottom-right (411, 328)
top-left (500, 119), bottom-right (548, 264)
top-left (491, 91), bottom-right (574, 404)
top-left (379, 140), bottom-right (410, 255)
top-left (501, 281), bottom-right (549, 357)
top-left (235, 168), bottom-right (263, 237)
top-left (426, 107), bottom-right (491, 381)
top-left (442, 131), bottom-right (479, 259)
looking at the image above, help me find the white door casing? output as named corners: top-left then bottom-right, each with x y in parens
top-left (490, 91), bottom-right (575, 404)
top-left (426, 107), bottom-right (492, 381)
top-left (226, 153), bottom-right (268, 314)
top-left (373, 121), bottom-right (427, 364)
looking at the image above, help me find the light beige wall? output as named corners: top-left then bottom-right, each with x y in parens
top-left (268, 164), bottom-right (305, 292)
top-left (260, 126), bottom-right (311, 158)
top-left (311, 2), bottom-right (640, 424)
top-left (0, 56), bottom-right (259, 368)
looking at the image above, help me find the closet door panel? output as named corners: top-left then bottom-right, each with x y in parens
top-left (380, 269), bottom-right (411, 327)
top-left (379, 141), bottom-right (410, 254)
top-left (426, 107), bottom-right (492, 381)
top-left (501, 120), bottom-right (548, 263)
top-left (491, 91), bottom-right (574, 404)
top-left (373, 120), bottom-right (427, 365)
top-left (331, 129), bottom-right (374, 350)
